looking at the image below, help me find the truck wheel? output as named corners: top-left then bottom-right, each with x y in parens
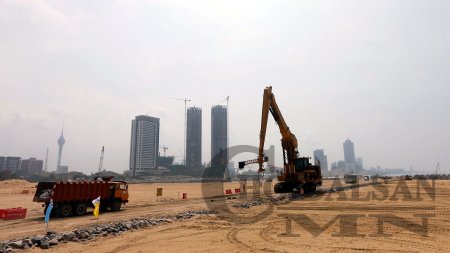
top-left (274, 182), bottom-right (290, 193)
top-left (73, 202), bottom-right (87, 216)
top-left (100, 203), bottom-right (109, 212)
top-left (60, 203), bottom-right (73, 217)
top-left (110, 200), bottom-right (122, 211)
top-left (311, 183), bottom-right (317, 192)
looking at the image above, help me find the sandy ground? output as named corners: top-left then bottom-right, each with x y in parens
top-left (1, 179), bottom-right (449, 252)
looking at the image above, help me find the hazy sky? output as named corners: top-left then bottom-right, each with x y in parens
top-left (1, 0), bottom-right (449, 174)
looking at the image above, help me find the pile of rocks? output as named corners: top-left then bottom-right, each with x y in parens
top-left (320, 181), bottom-right (381, 194)
top-left (232, 199), bottom-right (264, 209)
top-left (0, 210), bottom-right (214, 252)
top-left (233, 182), bottom-right (383, 207)
top-left (267, 193), bottom-right (304, 205)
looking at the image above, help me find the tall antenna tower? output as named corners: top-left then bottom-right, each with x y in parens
top-left (165, 97), bottom-right (191, 165)
top-left (44, 148), bottom-right (49, 172)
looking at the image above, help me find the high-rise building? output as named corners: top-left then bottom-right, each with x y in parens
top-left (338, 160), bottom-right (347, 171)
top-left (129, 115), bottom-right (160, 177)
top-left (343, 139), bottom-right (356, 166)
top-left (0, 156), bottom-right (6, 170)
top-left (21, 158), bottom-right (43, 174)
top-left (313, 149), bottom-right (328, 173)
top-left (330, 162), bottom-right (337, 171)
top-left (0, 156), bottom-right (21, 171)
top-left (211, 105), bottom-right (228, 169)
top-left (56, 128), bottom-right (67, 173)
top-left (186, 107), bottom-right (202, 169)
top-left (356, 157), bottom-right (364, 171)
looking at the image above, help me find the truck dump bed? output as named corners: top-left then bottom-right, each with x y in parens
top-left (33, 181), bottom-right (112, 203)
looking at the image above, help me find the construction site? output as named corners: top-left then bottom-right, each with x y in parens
top-left (0, 177), bottom-right (450, 252)
top-left (1, 86), bottom-right (450, 252)
top-left (1, 1), bottom-right (449, 252)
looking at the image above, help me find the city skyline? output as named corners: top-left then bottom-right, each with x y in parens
top-left (0, 1), bottom-right (448, 173)
top-left (1, 102), bottom-right (445, 174)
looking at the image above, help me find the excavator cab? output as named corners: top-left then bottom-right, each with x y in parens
top-left (294, 157), bottom-right (310, 172)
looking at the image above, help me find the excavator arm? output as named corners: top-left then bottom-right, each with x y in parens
top-left (257, 86), bottom-right (298, 172)
top-left (239, 86), bottom-right (322, 193)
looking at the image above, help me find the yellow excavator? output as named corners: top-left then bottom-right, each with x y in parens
top-left (239, 86), bottom-right (322, 193)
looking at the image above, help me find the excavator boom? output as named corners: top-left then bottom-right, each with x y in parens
top-left (239, 86), bottom-right (322, 193)
top-left (258, 86), bottom-right (298, 172)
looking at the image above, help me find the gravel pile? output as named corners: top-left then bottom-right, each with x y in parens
top-left (267, 193), bottom-right (304, 204)
top-left (234, 182), bottom-right (382, 207)
top-left (232, 199), bottom-right (264, 209)
top-left (320, 181), bottom-right (381, 194)
top-left (0, 210), bottom-right (214, 252)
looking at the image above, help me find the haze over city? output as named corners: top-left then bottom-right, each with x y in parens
top-left (0, 0), bottom-right (449, 174)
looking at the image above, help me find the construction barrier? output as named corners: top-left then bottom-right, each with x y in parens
top-left (11, 189), bottom-right (35, 194)
top-left (225, 189), bottom-right (232, 195)
top-left (1, 207), bottom-right (27, 220)
top-left (156, 188), bottom-right (163, 197)
top-left (235, 188), bottom-right (241, 194)
top-left (182, 193), bottom-right (188, 199)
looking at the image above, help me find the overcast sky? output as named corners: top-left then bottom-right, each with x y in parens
top-left (0, 0), bottom-right (449, 174)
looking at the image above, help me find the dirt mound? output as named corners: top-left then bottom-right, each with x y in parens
top-left (0, 179), bottom-right (35, 188)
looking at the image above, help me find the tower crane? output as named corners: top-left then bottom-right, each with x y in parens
top-left (222, 96), bottom-right (230, 106)
top-left (160, 145), bottom-right (169, 156)
top-left (98, 146), bottom-right (104, 173)
top-left (223, 96), bottom-right (230, 149)
top-left (435, 162), bottom-right (440, 175)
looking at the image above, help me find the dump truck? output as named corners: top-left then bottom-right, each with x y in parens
top-left (33, 177), bottom-right (129, 217)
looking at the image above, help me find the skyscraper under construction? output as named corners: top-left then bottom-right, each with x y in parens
top-left (186, 107), bottom-right (202, 169)
top-left (211, 105), bottom-right (228, 169)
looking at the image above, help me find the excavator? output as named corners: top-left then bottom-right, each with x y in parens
top-left (239, 86), bottom-right (322, 193)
